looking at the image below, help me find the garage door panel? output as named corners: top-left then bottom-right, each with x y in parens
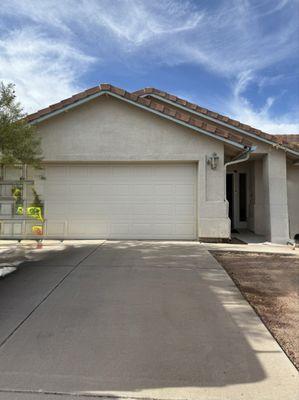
top-left (131, 184), bottom-right (154, 196)
top-left (46, 166), bottom-right (68, 180)
top-left (175, 204), bottom-right (195, 216)
top-left (133, 203), bottom-right (155, 215)
top-left (110, 224), bottom-right (130, 235)
top-left (45, 183), bottom-right (68, 200)
top-left (132, 166), bottom-right (155, 180)
top-left (155, 204), bottom-right (174, 215)
top-left (68, 220), bottom-right (108, 235)
top-left (175, 223), bottom-right (195, 235)
top-left (46, 220), bottom-right (66, 235)
top-left (111, 166), bottom-right (134, 180)
top-left (154, 184), bottom-right (175, 196)
top-left (88, 165), bottom-right (113, 179)
top-left (175, 184), bottom-right (195, 196)
top-left (68, 166), bottom-right (89, 179)
top-left (45, 202), bottom-right (68, 217)
top-left (44, 164), bottom-right (197, 239)
top-left (152, 224), bottom-right (174, 235)
top-left (91, 184), bottom-right (130, 197)
top-left (130, 224), bottom-right (155, 235)
top-left (69, 185), bottom-right (91, 198)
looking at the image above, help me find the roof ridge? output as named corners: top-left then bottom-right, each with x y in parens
top-left (25, 83), bottom-right (298, 155)
top-left (132, 87), bottom-right (299, 146)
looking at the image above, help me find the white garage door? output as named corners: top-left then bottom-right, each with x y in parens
top-left (44, 164), bottom-right (197, 239)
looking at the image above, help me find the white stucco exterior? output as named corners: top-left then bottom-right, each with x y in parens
top-left (35, 95), bottom-right (229, 239)
top-left (1, 90), bottom-right (298, 242)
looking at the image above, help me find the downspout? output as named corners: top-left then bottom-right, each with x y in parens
top-left (224, 146), bottom-right (256, 169)
top-left (224, 146), bottom-right (256, 205)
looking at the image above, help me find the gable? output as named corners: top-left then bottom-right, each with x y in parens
top-left (133, 87), bottom-right (299, 157)
top-left (38, 95), bottom-right (225, 162)
top-left (27, 83), bottom-right (299, 159)
top-left (28, 84), bottom-right (249, 151)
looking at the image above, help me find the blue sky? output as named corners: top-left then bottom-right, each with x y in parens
top-left (0, 0), bottom-right (298, 134)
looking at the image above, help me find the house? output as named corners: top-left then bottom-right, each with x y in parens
top-left (2, 84), bottom-right (299, 243)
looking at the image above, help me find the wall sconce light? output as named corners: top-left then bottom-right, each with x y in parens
top-left (207, 153), bottom-right (219, 170)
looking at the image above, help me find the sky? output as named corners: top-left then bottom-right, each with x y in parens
top-left (0, 0), bottom-right (298, 134)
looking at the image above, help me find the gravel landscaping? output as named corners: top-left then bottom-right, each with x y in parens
top-left (211, 250), bottom-right (299, 369)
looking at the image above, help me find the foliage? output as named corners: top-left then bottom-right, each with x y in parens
top-left (12, 186), bottom-right (22, 201)
top-left (0, 82), bottom-right (42, 167)
top-left (31, 188), bottom-right (43, 207)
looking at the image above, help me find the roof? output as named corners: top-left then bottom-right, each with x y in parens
top-left (26, 84), bottom-right (299, 156)
top-left (275, 135), bottom-right (299, 151)
top-left (133, 88), bottom-right (299, 152)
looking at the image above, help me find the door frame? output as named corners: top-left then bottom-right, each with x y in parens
top-left (226, 171), bottom-right (249, 230)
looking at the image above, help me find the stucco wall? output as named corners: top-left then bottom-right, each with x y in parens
top-left (251, 159), bottom-right (266, 235)
top-left (36, 95), bottom-right (230, 239)
top-left (38, 96), bottom-right (221, 162)
top-left (287, 163), bottom-right (299, 238)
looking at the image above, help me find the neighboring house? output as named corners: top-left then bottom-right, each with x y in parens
top-left (2, 84), bottom-right (299, 243)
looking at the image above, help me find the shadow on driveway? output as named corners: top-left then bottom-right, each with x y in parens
top-left (0, 241), bottom-right (294, 399)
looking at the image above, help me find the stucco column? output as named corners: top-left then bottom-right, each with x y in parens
top-left (263, 150), bottom-right (289, 243)
top-left (252, 159), bottom-right (266, 235)
top-left (197, 148), bottom-right (230, 240)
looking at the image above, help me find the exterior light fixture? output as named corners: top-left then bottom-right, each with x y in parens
top-left (207, 152), bottom-right (219, 170)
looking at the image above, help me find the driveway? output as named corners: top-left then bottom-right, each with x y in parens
top-left (0, 241), bottom-right (297, 400)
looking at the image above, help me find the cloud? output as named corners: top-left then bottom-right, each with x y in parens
top-left (0, 0), bottom-right (298, 133)
top-left (0, 27), bottom-right (95, 113)
top-left (222, 72), bottom-right (299, 135)
top-left (3, 0), bottom-right (297, 75)
top-left (0, 0), bottom-right (205, 112)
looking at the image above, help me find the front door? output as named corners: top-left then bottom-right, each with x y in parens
top-left (238, 172), bottom-right (247, 229)
top-left (226, 172), bottom-right (248, 231)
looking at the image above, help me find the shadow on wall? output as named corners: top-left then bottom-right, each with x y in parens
top-left (0, 240), bottom-right (269, 393)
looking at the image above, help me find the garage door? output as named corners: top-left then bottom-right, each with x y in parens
top-left (44, 164), bottom-right (197, 239)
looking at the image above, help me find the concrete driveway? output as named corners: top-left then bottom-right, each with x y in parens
top-left (0, 241), bottom-right (297, 400)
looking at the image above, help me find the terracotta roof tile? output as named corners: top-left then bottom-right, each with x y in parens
top-left (216, 130), bottom-right (228, 139)
top-left (190, 118), bottom-right (203, 129)
top-left (111, 86), bottom-right (126, 96)
top-left (189, 103), bottom-right (197, 110)
top-left (168, 94), bottom-right (177, 102)
top-left (25, 84), bottom-right (298, 154)
top-left (150, 102), bottom-right (165, 113)
top-left (100, 83), bottom-right (111, 91)
top-left (49, 103), bottom-right (63, 112)
top-left (206, 124), bottom-right (217, 133)
top-left (84, 86), bottom-right (101, 96)
top-left (164, 107), bottom-right (177, 117)
top-left (177, 98), bottom-right (187, 106)
top-left (71, 93), bottom-right (85, 101)
top-left (132, 87), bottom-right (299, 152)
top-left (175, 111), bottom-right (190, 123)
top-left (125, 91), bottom-right (137, 101)
top-left (137, 96), bottom-right (151, 107)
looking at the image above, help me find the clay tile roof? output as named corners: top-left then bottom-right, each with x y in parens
top-left (276, 134), bottom-right (299, 150)
top-left (150, 102), bottom-right (164, 113)
top-left (99, 83), bottom-right (111, 91)
top-left (190, 118), bottom-right (203, 129)
top-left (164, 107), bottom-right (176, 117)
top-left (25, 84), bottom-right (298, 154)
top-left (132, 87), bottom-right (299, 154)
top-left (137, 96), bottom-right (151, 106)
